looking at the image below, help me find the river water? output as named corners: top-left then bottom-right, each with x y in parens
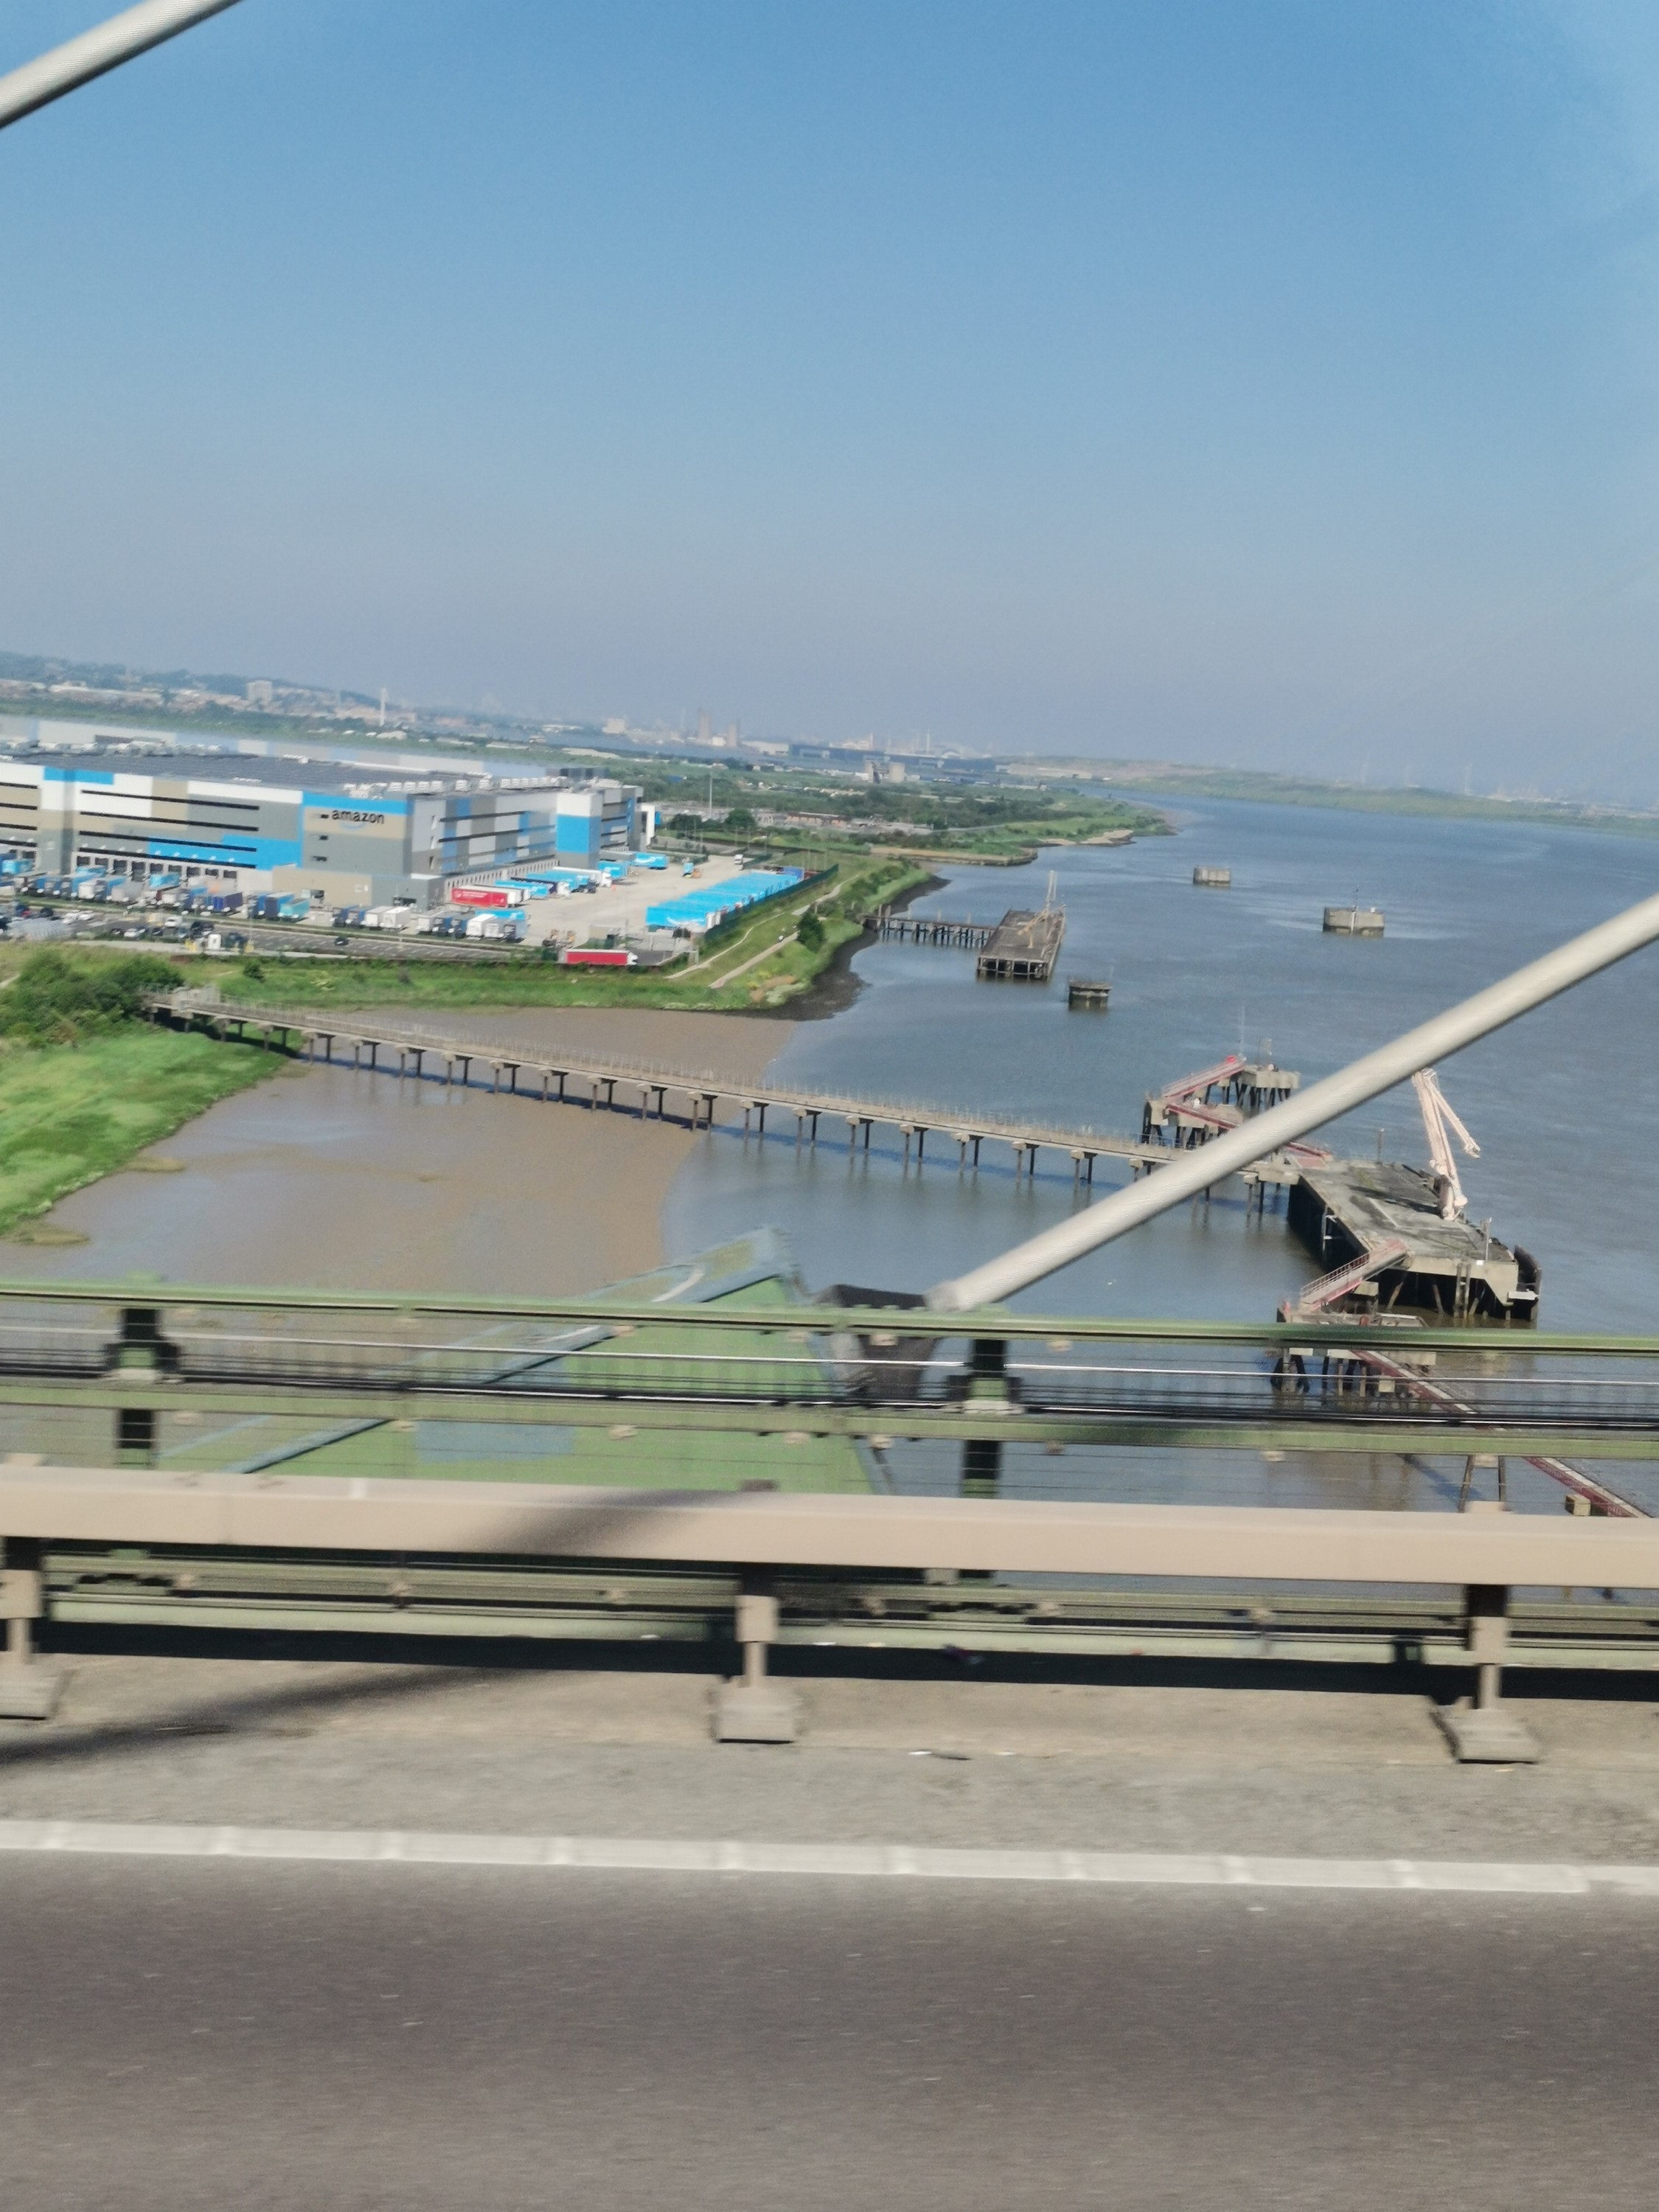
top-left (661, 796), bottom-right (1659, 1514)
top-left (665, 798), bottom-right (1659, 1334)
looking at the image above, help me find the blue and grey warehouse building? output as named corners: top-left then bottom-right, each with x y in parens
top-left (0, 759), bottom-right (643, 907)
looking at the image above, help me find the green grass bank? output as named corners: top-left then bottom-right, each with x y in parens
top-left (215, 855), bottom-right (935, 1015)
top-left (0, 1023), bottom-right (280, 1239)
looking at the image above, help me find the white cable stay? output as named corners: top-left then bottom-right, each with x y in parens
top-left (0, 1), bottom-right (243, 131)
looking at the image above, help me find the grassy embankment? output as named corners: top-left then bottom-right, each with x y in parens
top-left (212, 853), bottom-right (935, 1014)
top-left (859, 794), bottom-right (1169, 862)
top-left (654, 776), bottom-right (1171, 866)
top-left (759, 817), bottom-right (1158, 866)
top-left (0, 950), bottom-right (283, 1240)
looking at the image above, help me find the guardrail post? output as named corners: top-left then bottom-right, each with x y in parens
top-left (1458, 1452), bottom-right (1505, 1509)
top-left (113, 1307), bottom-right (178, 1378)
top-left (712, 1588), bottom-right (797, 1743)
top-left (116, 1408), bottom-right (157, 1467)
top-left (1435, 1512), bottom-right (1541, 1762)
top-left (961, 1336), bottom-right (1009, 1498)
top-left (0, 1538), bottom-right (63, 1719)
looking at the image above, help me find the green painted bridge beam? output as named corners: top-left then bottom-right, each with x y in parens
top-left (1, 1377), bottom-right (1656, 1458)
top-left (1, 1276), bottom-right (1659, 1356)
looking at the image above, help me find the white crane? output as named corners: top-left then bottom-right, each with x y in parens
top-left (1411, 1067), bottom-right (1480, 1221)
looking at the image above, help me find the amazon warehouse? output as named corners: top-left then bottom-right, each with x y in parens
top-left (0, 757), bottom-right (646, 908)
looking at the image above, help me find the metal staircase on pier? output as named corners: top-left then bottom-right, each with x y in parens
top-left (1279, 1238), bottom-right (1410, 1323)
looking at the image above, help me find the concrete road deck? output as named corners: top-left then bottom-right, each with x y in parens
top-left (4, 1651), bottom-right (1659, 1862)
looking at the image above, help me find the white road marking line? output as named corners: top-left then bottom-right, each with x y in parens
top-left (0, 1820), bottom-right (1658, 1892)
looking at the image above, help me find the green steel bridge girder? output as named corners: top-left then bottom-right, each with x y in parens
top-left (8, 1276), bottom-right (1659, 1357)
top-left (4, 1377), bottom-right (1659, 1458)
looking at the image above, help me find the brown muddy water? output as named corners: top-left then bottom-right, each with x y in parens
top-left (3, 1009), bottom-right (787, 1296)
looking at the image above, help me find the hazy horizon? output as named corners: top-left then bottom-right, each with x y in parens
top-left (4, 2), bottom-right (1659, 799)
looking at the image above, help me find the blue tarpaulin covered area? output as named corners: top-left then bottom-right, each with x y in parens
top-left (646, 868), bottom-right (805, 931)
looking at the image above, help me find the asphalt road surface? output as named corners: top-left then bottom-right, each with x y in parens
top-left (5, 1857), bottom-right (1658, 2211)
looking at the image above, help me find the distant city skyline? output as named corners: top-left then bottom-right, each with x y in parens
top-left (7, 636), bottom-right (1652, 813)
top-left (4, 3), bottom-right (1659, 800)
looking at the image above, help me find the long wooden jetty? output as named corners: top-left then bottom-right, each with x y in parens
top-left (153, 991), bottom-right (1236, 1186)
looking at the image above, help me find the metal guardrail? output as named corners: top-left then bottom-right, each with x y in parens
top-left (38, 1555), bottom-right (1659, 1674)
top-left (7, 1338), bottom-right (1659, 1442)
top-left (7, 1276), bottom-right (1659, 1353)
top-left (0, 1273), bottom-right (1655, 1748)
top-left (5, 1468), bottom-right (1659, 1739)
top-left (4, 1465), bottom-right (1658, 1579)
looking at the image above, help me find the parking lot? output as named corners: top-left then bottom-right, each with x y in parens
top-left (507, 853), bottom-right (751, 947)
top-left (0, 852), bottom-right (761, 959)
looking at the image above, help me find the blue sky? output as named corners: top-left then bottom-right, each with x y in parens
top-left (3, 1), bottom-right (1658, 793)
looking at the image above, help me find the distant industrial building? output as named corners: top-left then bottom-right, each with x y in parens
top-left (0, 758), bottom-right (644, 908)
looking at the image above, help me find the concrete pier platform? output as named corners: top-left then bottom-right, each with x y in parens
top-left (975, 906), bottom-right (1065, 981)
top-left (1289, 1160), bottom-right (1540, 1324)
